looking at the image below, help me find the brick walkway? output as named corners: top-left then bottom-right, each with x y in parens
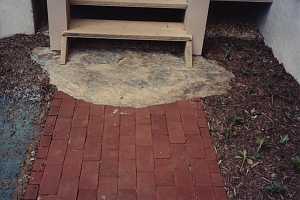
top-left (23, 91), bottom-right (227, 200)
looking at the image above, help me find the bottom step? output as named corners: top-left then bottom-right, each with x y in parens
top-left (61, 19), bottom-right (193, 67)
top-left (63, 19), bottom-right (192, 41)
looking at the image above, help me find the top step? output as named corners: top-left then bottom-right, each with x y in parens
top-left (70, 0), bottom-right (188, 9)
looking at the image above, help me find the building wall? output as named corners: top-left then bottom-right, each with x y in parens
top-left (0, 0), bottom-right (35, 38)
top-left (259, 0), bottom-right (300, 83)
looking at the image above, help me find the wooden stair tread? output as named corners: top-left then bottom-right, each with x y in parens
top-left (70, 0), bottom-right (188, 9)
top-left (64, 19), bottom-right (192, 41)
top-left (212, 0), bottom-right (272, 2)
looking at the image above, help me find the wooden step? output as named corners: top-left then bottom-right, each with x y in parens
top-left (63, 19), bottom-right (192, 41)
top-left (212, 0), bottom-right (272, 2)
top-left (70, 0), bottom-right (188, 9)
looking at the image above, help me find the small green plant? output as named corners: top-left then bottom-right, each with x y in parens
top-left (229, 116), bottom-right (244, 126)
top-left (256, 137), bottom-right (266, 153)
top-left (291, 156), bottom-right (300, 173)
top-left (223, 128), bottom-right (233, 140)
top-left (279, 134), bottom-right (289, 145)
top-left (264, 181), bottom-right (287, 195)
top-left (235, 149), bottom-right (253, 169)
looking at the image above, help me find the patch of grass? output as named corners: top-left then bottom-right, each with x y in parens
top-left (279, 134), bottom-right (289, 145)
top-left (291, 156), bottom-right (300, 173)
top-left (256, 137), bottom-right (266, 153)
top-left (235, 149), bottom-right (254, 169)
top-left (264, 181), bottom-right (287, 195)
top-left (228, 116), bottom-right (244, 126)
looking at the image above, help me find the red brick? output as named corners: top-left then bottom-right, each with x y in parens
top-left (72, 117), bottom-right (89, 128)
top-left (135, 108), bottom-right (151, 125)
top-left (36, 147), bottom-right (48, 159)
top-left (153, 134), bottom-right (170, 158)
top-left (163, 103), bottom-right (179, 118)
top-left (87, 116), bottom-right (104, 136)
top-left (103, 108), bottom-right (120, 150)
top-left (39, 164), bottom-right (63, 195)
top-left (185, 135), bottom-right (205, 159)
top-left (119, 135), bottom-right (135, 160)
top-left (54, 91), bottom-right (65, 99)
top-left (100, 159), bottom-right (118, 177)
top-left (181, 113), bottom-right (200, 135)
top-left (118, 159), bottom-right (136, 190)
top-left (101, 148), bottom-right (118, 160)
top-left (149, 105), bottom-right (164, 115)
top-left (54, 91), bottom-right (73, 100)
top-left (118, 189), bottom-right (137, 200)
top-left (37, 195), bottom-right (61, 200)
top-left (154, 159), bottom-right (175, 186)
top-left (98, 177), bottom-right (118, 200)
top-left (84, 134), bottom-right (101, 161)
top-left (47, 140), bottom-right (68, 164)
top-left (173, 151), bottom-right (194, 200)
top-left (102, 132), bottom-right (119, 151)
top-left (29, 171), bottom-right (43, 184)
top-left (60, 150), bottom-right (83, 198)
top-left (137, 172), bottom-right (155, 200)
top-left (207, 159), bottom-right (220, 173)
top-left (73, 101), bottom-right (90, 120)
top-left (165, 104), bottom-right (186, 143)
top-left (78, 189), bottom-right (97, 200)
top-left (200, 127), bottom-right (214, 149)
top-left (120, 145), bottom-right (135, 160)
top-left (64, 149), bottom-right (83, 166)
top-left (174, 166), bottom-right (193, 188)
top-left (198, 114), bottom-right (208, 128)
top-left (190, 159), bottom-right (212, 186)
top-left (136, 124), bottom-right (152, 146)
top-left (211, 173), bottom-right (225, 187)
top-left (194, 186), bottom-right (214, 200)
top-left (79, 161), bottom-right (99, 189)
top-left (69, 127), bottom-right (87, 150)
top-left (23, 184), bottom-right (39, 200)
top-left (156, 187), bottom-right (177, 200)
top-left (48, 105), bottom-right (60, 116)
top-left (176, 186), bottom-right (195, 200)
top-left (176, 100), bottom-right (197, 112)
top-left (166, 122), bottom-right (186, 144)
top-left (171, 144), bottom-right (190, 168)
top-left (214, 187), bottom-right (228, 200)
top-left (120, 107), bottom-right (135, 115)
top-left (39, 135), bottom-right (51, 147)
top-left (136, 146), bottom-right (154, 172)
top-left (60, 150), bottom-right (83, 199)
top-left (151, 113), bottom-right (168, 135)
top-left (53, 118), bottom-right (71, 140)
top-left (120, 114), bottom-right (135, 136)
top-left (204, 146), bottom-right (217, 161)
top-left (136, 108), bottom-right (152, 146)
top-left (42, 116), bottom-right (57, 135)
top-left (32, 159), bottom-right (46, 172)
top-left (58, 178), bottom-right (78, 200)
top-left (51, 98), bottom-right (62, 107)
top-left (90, 104), bottom-right (105, 117)
top-left (58, 98), bottom-right (75, 118)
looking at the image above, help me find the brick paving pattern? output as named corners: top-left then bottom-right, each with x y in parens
top-left (23, 91), bottom-right (227, 200)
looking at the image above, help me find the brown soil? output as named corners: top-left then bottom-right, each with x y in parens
top-left (203, 31), bottom-right (300, 199)
top-left (0, 33), bottom-right (54, 101)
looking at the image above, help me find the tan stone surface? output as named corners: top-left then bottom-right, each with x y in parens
top-left (32, 46), bottom-right (234, 108)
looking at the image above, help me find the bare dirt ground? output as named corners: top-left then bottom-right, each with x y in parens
top-left (203, 24), bottom-right (300, 200)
